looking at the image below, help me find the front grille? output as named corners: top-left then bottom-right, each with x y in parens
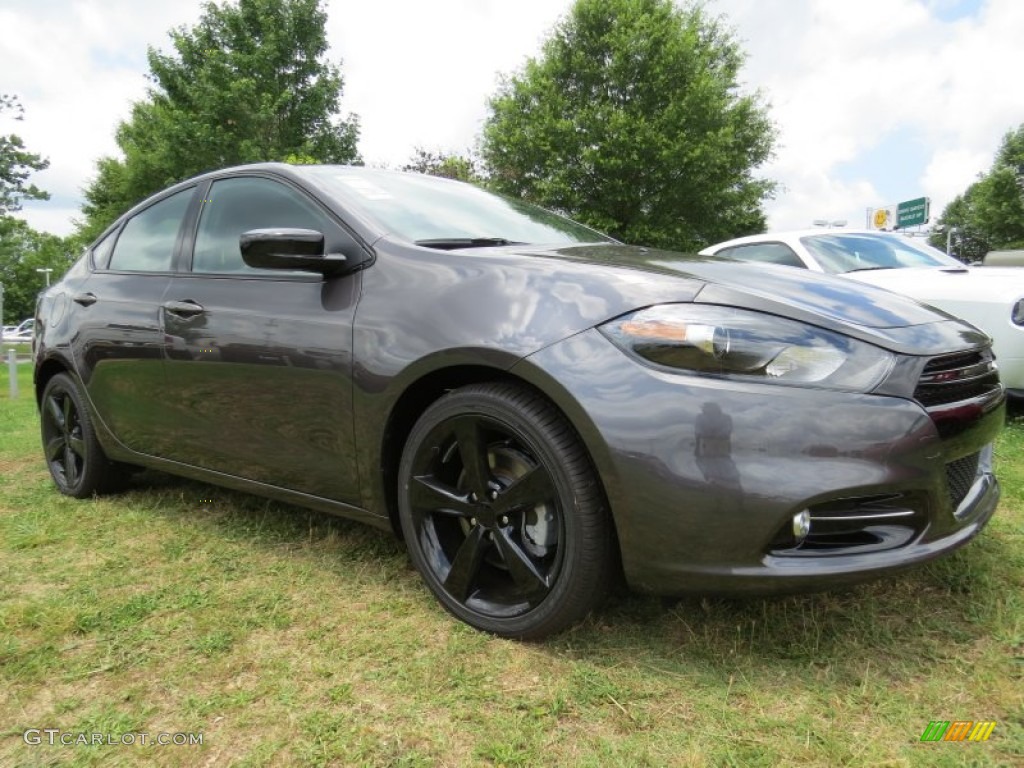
top-left (946, 452), bottom-right (980, 511)
top-left (914, 349), bottom-right (1003, 437)
top-left (914, 350), bottom-right (1000, 407)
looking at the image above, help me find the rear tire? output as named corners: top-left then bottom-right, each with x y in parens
top-left (40, 373), bottom-right (129, 498)
top-left (397, 382), bottom-right (613, 639)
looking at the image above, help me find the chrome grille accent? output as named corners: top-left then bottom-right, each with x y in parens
top-left (914, 349), bottom-right (1003, 437)
top-left (914, 350), bottom-right (1000, 407)
top-left (770, 494), bottom-right (926, 556)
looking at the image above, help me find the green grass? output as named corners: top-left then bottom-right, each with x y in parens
top-left (2, 364), bottom-right (1022, 766)
top-left (1, 341), bottom-right (31, 357)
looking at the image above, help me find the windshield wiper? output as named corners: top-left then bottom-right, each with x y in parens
top-left (414, 237), bottom-right (526, 250)
top-left (843, 265), bottom-right (897, 273)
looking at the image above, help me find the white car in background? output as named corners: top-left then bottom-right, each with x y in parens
top-left (701, 230), bottom-right (1024, 398)
top-left (2, 329), bottom-right (33, 344)
top-left (2, 318), bottom-right (35, 343)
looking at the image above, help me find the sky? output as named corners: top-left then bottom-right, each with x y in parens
top-left (2, 0), bottom-right (1022, 239)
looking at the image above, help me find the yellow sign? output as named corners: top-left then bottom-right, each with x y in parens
top-left (873, 208), bottom-right (890, 229)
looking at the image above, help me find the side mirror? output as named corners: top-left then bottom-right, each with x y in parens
top-left (239, 228), bottom-right (350, 276)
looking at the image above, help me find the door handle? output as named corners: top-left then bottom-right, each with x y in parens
top-left (163, 300), bottom-right (205, 317)
top-left (73, 292), bottom-right (97, 307)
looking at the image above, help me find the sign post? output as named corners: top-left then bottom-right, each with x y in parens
top-left (868, 197), bottom-right (930, 230)
top-left (7, 349), bottom-right (17, 399)
top-left (896, 197), bottom-right (930, 229)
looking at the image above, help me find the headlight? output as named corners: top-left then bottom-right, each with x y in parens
top-left (1013, 298), bottom-right (1024, 327)
top-left (599, 304), bottom-right (894, 392)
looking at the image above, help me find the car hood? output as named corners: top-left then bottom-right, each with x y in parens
top-left (511, 244), bottom-right (990, 356)
top-left (843, 266), bottom-right (1024, 304)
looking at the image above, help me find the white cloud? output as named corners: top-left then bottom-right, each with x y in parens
top-left (327, 0), bottom-right (571, 166)
top-left (4, 0), bottom-right (1023, 239)
top-left (2, 0), bottom-right (206, 234)
top-left (921, 148), bottom-right (988, 202)
top-left (712, 0), bottom-right (1024, 230)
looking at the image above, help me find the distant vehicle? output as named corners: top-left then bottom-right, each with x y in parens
top-left (3, 318), bottom-right (34, 336)
top-left (702, 230), bottom-right (1024, 399)
top-left (2, 318), bottom-right (34, 343)
top-left (2, 329), bottom-right (33, 344)
top-left (984, 250), bottom-right (1024, 267)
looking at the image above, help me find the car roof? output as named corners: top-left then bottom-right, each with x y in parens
top-left (93, 163), bottom-right (386, 249)
top-left (703, 229), bottom-right (923, 252)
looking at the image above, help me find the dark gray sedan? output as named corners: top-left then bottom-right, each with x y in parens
top-left (32, 165), bottom-right (1004, 638)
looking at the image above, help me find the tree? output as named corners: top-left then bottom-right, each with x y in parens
top-left (402, 147), bottom-right (480, 183)
top-left (77, 156), bottom-right (130, 244)
top-left (481, 0), bottom-right (776, 252)
top-left (931, 124), bottom-right (1024, 257)
top-left (929, 191), bottom-right (990, 263)
top-left (0, 217), bottom-right (75, 323)
top-left (79, 0), bottom-right (360, 242)
top-left (0, 95), bottom-right (50, 217)
top-left (0, 95), bottom-right (63, 323)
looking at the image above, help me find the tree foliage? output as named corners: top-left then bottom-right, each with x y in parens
top-left (930, 124), bottom-right (1024, 259)
top-left (481, 0), bottom-right (776, 252)
top-left (402, 148), bottom-right (480, 183)
top-left (79, 0), bottom-right (360, 242)
top-left (929, 191), bottom-right (990, 263)
top-left (0, 217), bottom-right (75, 323)
top-left (0, 95), bottom-right (66, 323)
top-left (0, 95), bottom-right (50, 217)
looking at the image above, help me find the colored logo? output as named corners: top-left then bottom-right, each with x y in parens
top-left (920, 721), bottom-right (996, 742)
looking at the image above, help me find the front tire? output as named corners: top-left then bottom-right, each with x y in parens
top-left (397, 382), bottom-right (613, 639)
top-left (40, 372), bottom-right (127, 498)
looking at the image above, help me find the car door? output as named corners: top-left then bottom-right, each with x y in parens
top-left (159, 174), bottom-right (363, 503)
top-left (70, 185), bottom-right (198, 457)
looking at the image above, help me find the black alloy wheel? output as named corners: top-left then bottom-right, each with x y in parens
top-left (40, 373), bottom-right (124, 498)
top-left (398, 382), bottom-right (613, 639)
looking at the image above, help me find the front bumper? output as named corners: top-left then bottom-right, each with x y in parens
top-left (514, 329), bottom-right (1004, 596)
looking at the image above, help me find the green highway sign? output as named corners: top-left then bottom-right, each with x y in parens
top-left (896, 197), bottom-right (930, 228)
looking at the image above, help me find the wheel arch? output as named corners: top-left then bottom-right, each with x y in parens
top-left (380, 365), bottom-right (512, 535)
top-left (35, 355), bottom-right (73, 409)
top-left (379, 364), bottom-right (622, 569)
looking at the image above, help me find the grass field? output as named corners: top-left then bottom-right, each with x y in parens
top-left (1, 363), bottom-right (1022, 767)
top-left (1, 341), bottom-right (31, 356)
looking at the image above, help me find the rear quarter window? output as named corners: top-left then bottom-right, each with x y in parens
top-left (107, 187), bottom-right (194, 272)
top-left (91, 231), bottom-right (116, 270)
top-left (717, 242), bottom-right (806, 268)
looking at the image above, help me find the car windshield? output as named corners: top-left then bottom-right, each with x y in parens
top-left (301, 166), bottom-right (612, 248)
top-left (800, 233), bottom-right (963, 274)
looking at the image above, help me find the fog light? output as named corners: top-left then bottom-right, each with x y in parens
top-left (792, 510), bottom-right (811, 543)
